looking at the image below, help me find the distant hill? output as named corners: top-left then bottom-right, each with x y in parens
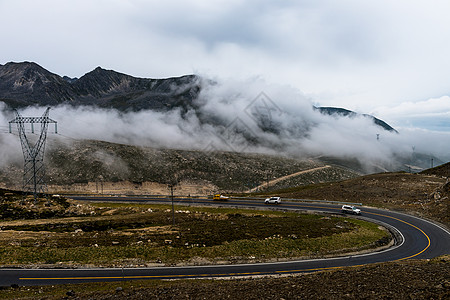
top-left (315, 107), bottom-right (397, 133)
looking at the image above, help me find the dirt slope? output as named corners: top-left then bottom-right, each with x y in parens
top-left (421, 162), bottom-right (450, 177)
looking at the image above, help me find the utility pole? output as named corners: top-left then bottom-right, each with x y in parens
top-left (166, 173), bottom-right (179, 226)
top-left (9, 107), bottom-right (57, 202)
top-left (168, 183), bottom-right (176, 226)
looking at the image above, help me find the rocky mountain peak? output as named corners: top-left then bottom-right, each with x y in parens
top-left (73, 66), bottom-right (140, 97)
top-left (0, 61), bottom-right (73, 106)
top-left (1, 61), bottom-right (50, 78)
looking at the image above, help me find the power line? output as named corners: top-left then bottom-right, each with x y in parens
top-left (8, 107), bottom-right (57, 201)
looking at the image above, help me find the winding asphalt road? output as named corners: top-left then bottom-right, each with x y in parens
top-left (1, 196), bottom-right (449, 286)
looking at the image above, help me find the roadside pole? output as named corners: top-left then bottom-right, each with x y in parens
top-left (169, 184), bottom-right (175, 226)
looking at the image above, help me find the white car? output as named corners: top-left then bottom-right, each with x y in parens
top-left (341, 205), bottom-right (361, 215)
top-left (265, 196), bottom-right (281, 204)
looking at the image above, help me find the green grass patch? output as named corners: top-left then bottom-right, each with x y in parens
top-left (0, 203), bottom-right (390, 266)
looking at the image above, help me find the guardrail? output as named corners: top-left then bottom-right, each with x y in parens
top-left (283, 198), bottom-right (363, 206)
top-left (221, 197), bottom-right (362, 206)
top-left (65, 194), bottom-right (362, 206)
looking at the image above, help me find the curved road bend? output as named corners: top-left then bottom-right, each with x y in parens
top-left (1, 197), bottom-right (449, 286)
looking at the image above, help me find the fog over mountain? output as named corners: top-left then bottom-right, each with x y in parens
top-left (0, 62), bottom-right (448, 173)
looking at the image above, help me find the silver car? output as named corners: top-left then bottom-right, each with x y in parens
top-left (341, 205), bottom-right (361, 215)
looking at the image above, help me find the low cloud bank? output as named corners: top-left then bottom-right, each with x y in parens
top-left (1, 78), bottom-right (449, 171)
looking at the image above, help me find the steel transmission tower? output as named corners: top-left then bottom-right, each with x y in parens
top-left (9, 107), bottom-right (57, 201)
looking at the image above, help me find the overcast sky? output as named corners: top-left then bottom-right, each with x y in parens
top-left (1, 0), bottom-right (450, 133)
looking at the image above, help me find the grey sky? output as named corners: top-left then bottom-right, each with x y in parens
top-left (1, 0), bottom-right (450, 133)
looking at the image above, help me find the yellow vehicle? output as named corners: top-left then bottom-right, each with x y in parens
top-left (213, 194), bottom-right (229, 201)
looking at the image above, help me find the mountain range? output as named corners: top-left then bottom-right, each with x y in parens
top-left (0, 61), bottom-right (395, 132)
top-left (1, 61), bottom-right (446, 187)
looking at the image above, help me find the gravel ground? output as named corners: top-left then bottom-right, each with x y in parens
top-left (9, 256), bottom-right (445, 299)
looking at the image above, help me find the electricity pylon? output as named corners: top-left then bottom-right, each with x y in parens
top-left (9, 107), bottom-right (57, 201)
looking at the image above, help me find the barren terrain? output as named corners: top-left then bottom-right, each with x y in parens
top-left (0, 164), bottom-right (449, 299)
top-left (274, 171), bottom-right (449, 227)
top-left (0, 139), bottom-right (360, 194)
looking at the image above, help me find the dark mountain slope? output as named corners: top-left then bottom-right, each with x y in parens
top-left (71, 67), bottom-right (200, 111)
top-left (0, 62), bottom-right (200, 111)
top-left (0, 61), bottom-right (75, 106)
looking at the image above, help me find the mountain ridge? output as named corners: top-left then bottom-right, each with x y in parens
top-left (315, 107), bottom-right (397, 132)
top-left (0, 61), bottom-right (200, 111)
top-left (0, 61), bottom-right (394, 132)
